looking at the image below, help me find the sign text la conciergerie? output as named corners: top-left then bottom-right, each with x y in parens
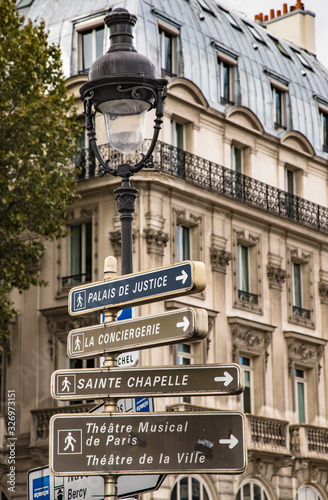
top-left (67, 308), bottom-right (207, 358)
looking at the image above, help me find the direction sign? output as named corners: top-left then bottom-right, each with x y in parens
top-left (51, 364), bottom-right (243, 400)
top-left (68, 260), bottom-right (205, 315)
top-left (67, 307), bottom-right (207, 358)
top-left (28, 465), bottom-right (104, 500)
top-left (49, 412), bottom-right (246, 475)
top-left (28, 465), bottom-right (164, 499)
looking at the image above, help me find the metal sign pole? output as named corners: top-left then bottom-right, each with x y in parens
top-left (102, 257), bottom-right (119, 499)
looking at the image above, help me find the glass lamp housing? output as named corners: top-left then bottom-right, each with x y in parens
top-left (98, 99), bottom-right (150, 154)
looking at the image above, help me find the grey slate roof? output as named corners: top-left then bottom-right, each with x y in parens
top-left (18, 0), bottom-right (328, 158)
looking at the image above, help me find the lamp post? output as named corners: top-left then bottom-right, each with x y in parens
top-left (79, 7), bottom-right (167, 498)
top-left (80, 7), bottom-right (167, 276)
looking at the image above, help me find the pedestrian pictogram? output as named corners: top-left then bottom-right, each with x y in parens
top-left (57, 429), bottom-right (82, 455)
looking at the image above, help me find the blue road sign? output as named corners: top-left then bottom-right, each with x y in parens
top-left (68, 261), bottom-right (205, 315)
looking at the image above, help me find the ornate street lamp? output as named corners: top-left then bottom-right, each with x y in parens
top-left (80, 7), bottom-right (167, 275)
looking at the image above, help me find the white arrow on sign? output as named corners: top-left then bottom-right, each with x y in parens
top-left (219, 434), bottom-right (238, 449)
top-left (176, 316), bottom-right (190, 331)
top-left (214, 371), bottom-right (233, 387)
top-left (176, 269), bottom-right (188, 284)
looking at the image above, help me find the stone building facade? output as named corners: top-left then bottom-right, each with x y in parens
top-left (4, 0), bottom-right (328, 499)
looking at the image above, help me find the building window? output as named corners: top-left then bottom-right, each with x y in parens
top-left (272, 85), bottom-right (287, 129)
top-left (294, 368), bottom-right (306, 424)
top-left (243, 22), bottom-right (266, 44)
top-left (292, 261), bottom-right (311, 319)
top-left (63, 221), bottom-right (92, 287)
top-left (319, 109), bottom-right (328, 152)
top-left (79, 25), bottom-right (105, 72)
top-left (234, 230), bottom-right (261, 312)
top-left (219, 7), bottom-right (241, 30)
top-left (230, 318), bottom-right (274, 415)
top-left (285, 167), bottom-right (296, 217)
top-left (237, 244), bottom-right (258, 304)
top-left (268, 35), bottom-right (291, 58)
top-left (174, 209), bottom-right (201, 264)
top-left (75, 127), bottom-right (96, 179)
top-left (285, 331), bottom-right (326, 424)
top-left (159, 23), bottom-right (179, 77)
top-left (237, 481), bottom-right (269, 500)
top-left (177, 344), bottom-right (193, 403)
top-left (176, 224), bottom-right (191, 262)
top-left (231, 145), bottom-right (244, 199)
top-left (170, 120), bottom-right (185, 176)
top-left (232, 146), bottom-right (243, 174)
top-left (292, 49), bottom-right (312, 70)
top-left (239, 356), bottom-right (252, 413)
top-left (296, 486), bottom-right (322, 500)
top-left (218, 58), bottom-right (234, 105)
top-left (286, 168), bottom-right (295, 195)
top-left (171, 476), bottom-right (211, 500)
top-left (197, 0), bottom-right (214, 14)
top-left (177, 343), bottom-right (193, 366)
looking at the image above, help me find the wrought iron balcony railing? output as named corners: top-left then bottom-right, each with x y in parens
top-left (238, 290), bottom-right (259, 304)
top-left (61, 272), bottom-right (92, 288)
top-left (292, 305), bottom-right (311, 319)
top-left (76, 140), bottom-right (328, 234)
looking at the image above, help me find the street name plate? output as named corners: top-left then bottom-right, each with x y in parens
top-left (68, 261), bottom-right (205, 315)
top-left (67, 308), bottom-right (207, 358)
top-left (49, 412), bottom-right (246, 475)
top-left (51, 364), bottom-right (243, 400)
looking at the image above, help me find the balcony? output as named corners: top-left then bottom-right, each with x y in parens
top-left (247, 414), bottom-right (290, 456)
top-left (30, 403), bottom-right (95, 447)
top-left (290, 424), bottom-right (328, 460)
top-left (238, 290), bottom-right (259, 304)
top-left (75, 140), bottom-right (328, 234)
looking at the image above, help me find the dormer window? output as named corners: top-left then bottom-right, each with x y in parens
top-left (268, 35), bottom-right (291, 58)
top-left (218, 6), bottom-right (241, 30)
top-left (75, 15), bottom-right (108, 73)
top-left (216, 50), bottom-right (238, 106)
top-left (197, 0), bottom-right (214, 15)
top-left (292, 48), bottom-right (313, 70)
top-left (270, 79), bottom-right (288, 130)
top-left (243, 21), bottom-right (266, 44)
top-left (80, 26), bottom-right (104, 72)
top-left (157, 19), bottom-right (180, 78)
top-left (319, 107), bottom-right (328, 152)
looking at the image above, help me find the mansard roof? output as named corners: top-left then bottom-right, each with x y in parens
top-left (19, 0), bottom-right (328, 158)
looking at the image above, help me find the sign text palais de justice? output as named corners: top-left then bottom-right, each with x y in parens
top-left (69, 261), bottom-right (205, 315)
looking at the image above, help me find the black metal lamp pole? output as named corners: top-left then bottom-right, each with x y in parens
top-left (80, 7), bottom-right (167, 276)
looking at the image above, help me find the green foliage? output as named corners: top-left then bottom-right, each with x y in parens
top-left (0, 0), bottom-right (80, 337)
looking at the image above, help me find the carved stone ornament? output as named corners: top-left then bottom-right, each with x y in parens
top-left (109, 229), bottom-right (137, 256)
top-left (229, 318), bottom-right (274, 367)
top-left (284, 332), bottom-right (327, 377)
top-left (144, 228), bottom-right (169, 255)
top-left (210, 246), bottom-right (231, 273)
top-left (232, 323), bottom-right (272, 365)
top-left (267, 265), bottom-right (287, 290)
top-left (319, 281), bottom-right (328, 304)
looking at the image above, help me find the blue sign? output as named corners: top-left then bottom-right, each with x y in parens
top-left (32, 475), bottom-right (50, 500)
top-left (69, 261), bottom-right (205, 315)
top-left (135, 397), bottom-right (152, 412)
